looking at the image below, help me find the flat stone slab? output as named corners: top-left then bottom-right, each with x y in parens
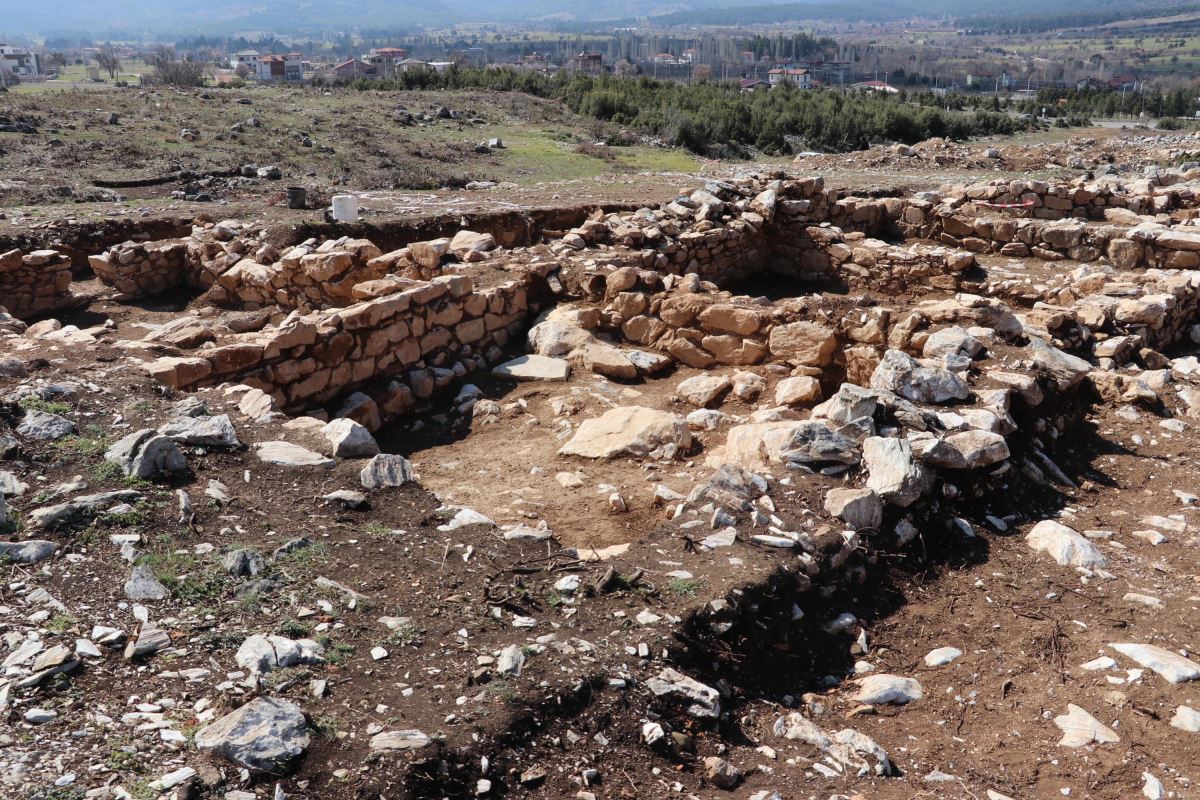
top-left (1054, 703), bottom-right (1119, 747)
top-left (492, 355), bottom-right (570, 382)
top-left (1109, 643), bottom-right (1200, 684)
top-left (255, 441), bottom-right (335, 468)
top-left (0, 540), bottom-right (57, 563)
top-left (370, 729), bottom-right (431, 751)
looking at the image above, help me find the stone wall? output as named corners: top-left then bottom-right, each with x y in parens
top-left (926, 176), bottom-right (1200, 222)
top-left (0, 248), bottom-right (74, 320)
top-left (88, 240), bottom-right (190, 299)
top-left (901, 207), bottom-right (1200, 272)
top-left (141, 271), bottom-right (535, 415)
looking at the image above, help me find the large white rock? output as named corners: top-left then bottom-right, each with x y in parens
top-left (852, 674), bottom-right (923, 705)
top-left (1025, 520), bottom-right (1107, 569)
top-left (370, 729), bottom-right (431, 751)
top-left (1172, 706), bottom-right (1200, 733)
top-left (922, 326), bottom-right (983, 359)
top-left (1025, 337), bottom-right (1091, 390)
top-left (924, 646), bottom-right (963, 667)
top-left (676, 374), bottom-right (732, 407)
top-left (1109, 643), bottom-right (1200, 684)
top-left (863, 437), bottom-right (932, 507)
top-left (824, 488), bottom-right (882, 530)
top-left (559, 406), bottom-right (690, 459)
top-left (321, 418), bottom-right (379, 458)
top-left (527, 307), bottom-right (599, 357)
top-left (236, 634), bottom-right (324, 675)
top-left (644, 667), bottom-right (720, 719)
top-left (870, 349), bottom-right (970, 405)
top-left (706, 421), bottom-right (808, 470)
top-left (160, 414), bottom-right (240, 449)
top-left (775, 376), bottom-right (822, 407)
top-left (914, 429), bottom-right (1010, 469)
top-left (360, 454), bottom-right (415, 489)
top-left (105, 429), bottom-right (188, 480)
top-left (1053, 704), bottom-right (1119, 747)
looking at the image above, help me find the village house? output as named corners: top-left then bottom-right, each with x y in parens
top-left (257, 53), bottom-right (303, 82)
top-left (395, 58), bottom-right (431, 73)
top-left (569, 51), bottom-right (604, 74)
top-left (739, 77), bottom-right (769, 92)
top-left (514, 53), bottom-right (557, 73)
top-left (334, 59), bottom-right (373, 80)
top-left (362, 47), bottom-right (409, 77)
top-left (452, 47), bottom-right (486, 68)
top-left (767, 67), bottom-right (811, 88)
top-left (0, 44), bottom-right (41, 78)
top-left (230, 50), bottom-right (302, 82)
top-left (229, 49), bottom-right (260, 72)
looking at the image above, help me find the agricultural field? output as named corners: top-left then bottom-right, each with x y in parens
top-left (0, 85), bottom-right (703, 212)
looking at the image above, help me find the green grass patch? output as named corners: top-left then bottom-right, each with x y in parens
top-left (19, 397), bottom-right (72, 415)
top-left (137, 549), bottom-right (228, 603)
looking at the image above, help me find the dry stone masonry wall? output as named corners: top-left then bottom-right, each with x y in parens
top-left (0, 247), bottom-right (74, 320)
top-left (87, 240), bottom-right (190, 299)
top-left (143, 272), bottom-right (532, 416)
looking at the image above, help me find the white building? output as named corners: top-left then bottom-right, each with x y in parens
top-left (229, 50), bottom-right (302, 82)
top-left (0, 44), bottom-right (41, 78)
top-left (767, 68), bottom-right (811, 88)
top-left (229, 49), bottom-right (260, 72)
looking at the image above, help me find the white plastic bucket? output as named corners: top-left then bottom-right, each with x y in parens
top-left (331, 194), bottom-right (359, 223)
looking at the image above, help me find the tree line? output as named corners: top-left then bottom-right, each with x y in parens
top-left (339, 68), bottom-right (1033, 155)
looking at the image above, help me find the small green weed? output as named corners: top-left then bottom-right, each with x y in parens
top-left (275, 618), bottom-right (313, 638)
top-left (317, 636), bottom-right (355, 665)
top-left (669, 578), bottom-right (704, 598)
top-left (89, 462), bottom-right (125, 483)
top-left (387, 622), bottom-right (424, 648)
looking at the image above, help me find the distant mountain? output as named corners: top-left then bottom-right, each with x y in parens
top-left (1, 0), bottom-right (1188, 36)
top-left (640, 0), bottom-right (1192, 26)
top-left (0, 0), bottom-right (803, 36)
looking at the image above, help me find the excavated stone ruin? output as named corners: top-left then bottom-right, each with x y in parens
top-left (4, 166), bottom-right (1200, 798)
